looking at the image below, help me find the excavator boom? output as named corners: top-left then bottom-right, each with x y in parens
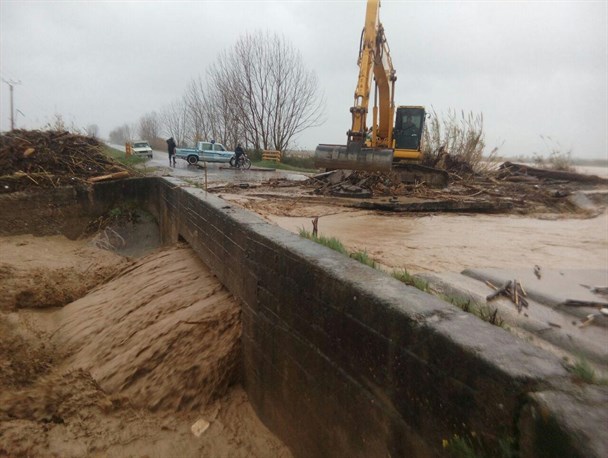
top-left (315, 0), bottom-right (397, 171)
top-left (348, 0), bottom-right (395, 150)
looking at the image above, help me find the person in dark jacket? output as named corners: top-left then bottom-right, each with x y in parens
top-left (234, 144), bottom-right (244, 166)
top-left (166, 137), bottom-right (176, 167)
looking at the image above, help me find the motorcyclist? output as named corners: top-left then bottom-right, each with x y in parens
top-left (234, 144), bottom-right (244, 166)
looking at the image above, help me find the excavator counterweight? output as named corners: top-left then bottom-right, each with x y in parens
top-left (315, 144), bottom-right (393, 172)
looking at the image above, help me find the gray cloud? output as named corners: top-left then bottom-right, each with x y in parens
top-left (1, 0), bottom-right (606, 159)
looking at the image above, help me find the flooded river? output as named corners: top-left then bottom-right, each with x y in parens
top-left (265, 210), bottom-right (608, 274)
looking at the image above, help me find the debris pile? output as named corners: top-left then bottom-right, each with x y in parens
top-left (424, 150), bottom-right (476, 176)
top-left (0, 129), bottom-right (130, 193)
top-left (310, 170), bottom-right (403, 198)
top-left (301, 163), bottom-right (606, 214)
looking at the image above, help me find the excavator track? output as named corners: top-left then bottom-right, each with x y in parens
top-left (392, 162), bottom-right (449, 188)
top-left (315, 144), bottom-right (449, 188)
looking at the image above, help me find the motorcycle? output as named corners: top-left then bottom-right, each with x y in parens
top-left (229, 152), bottom-right (252, 169)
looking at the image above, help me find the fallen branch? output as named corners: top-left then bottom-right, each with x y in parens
top-left (486, 280), bottom-right (511, 301)
top-left (88, 170), bottom-right (130, 183)
top-left (486, 279), bottom-right (528, 313)
top-left (561, 299), bottom-right (608, 309)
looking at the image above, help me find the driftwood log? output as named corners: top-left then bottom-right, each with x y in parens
top-left (88, 171), bottom-right (130, 183)
top-left (486, 279), bottom-right (529, 312)
top-left (499, 162), bottom-right (608, 184)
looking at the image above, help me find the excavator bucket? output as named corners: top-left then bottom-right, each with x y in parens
top-left (314, 144), bottom-right (394, 172)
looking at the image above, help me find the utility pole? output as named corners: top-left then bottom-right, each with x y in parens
top-left (2, 78), bottom-right (22, 131)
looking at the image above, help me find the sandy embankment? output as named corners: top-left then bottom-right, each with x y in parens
top-left (0, 238), bottom-right (291, 458)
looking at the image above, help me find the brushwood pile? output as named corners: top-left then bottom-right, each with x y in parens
top-left (0, 129), bottom-right (128, 193)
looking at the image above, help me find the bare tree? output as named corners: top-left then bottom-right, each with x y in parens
top-left (138, 111), bottom-right (163, 149)
top-left (85, 124), bottom-right (99, 138)
top-left (161, 98), bottom-right (189, 147)
top-left (205, 75), bottom-right (244, 149)
top-left (124, 123), bottom-right (136, 142)
top-left (208, 31), bottom-right (324, 152)
top-left (108, 123), bottom-right (136, 144)
top-left (184, 77), bottom-right (211, 144)
top-left (138, 112), bottom-right (160, 140)
top-left (182, 75), bottom-right (243, 149)
top-left (109, 126), bottom-right (126, 144)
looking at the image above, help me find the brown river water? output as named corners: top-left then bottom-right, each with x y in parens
top-left (265, 210), bottom-right (608, 274)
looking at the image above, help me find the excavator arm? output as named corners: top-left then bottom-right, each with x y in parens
top-left (348, 0), bottom-right (396, 151)
top-left (315, 0), bottom-right (433, 173)
top-left (315, 0), bottom-right (396, 171)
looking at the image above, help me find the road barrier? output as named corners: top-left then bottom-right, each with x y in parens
top-left (262, 150), bottom-right (281, 162)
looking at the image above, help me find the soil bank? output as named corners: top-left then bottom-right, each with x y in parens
top-left (0, 238), bottom-right (291, 458)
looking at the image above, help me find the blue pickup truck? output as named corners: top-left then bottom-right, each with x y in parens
top-left (175, 141), bottom-right (235, 165)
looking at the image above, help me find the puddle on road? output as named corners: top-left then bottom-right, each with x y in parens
top-left (284, 173), bottom-right (309, 181)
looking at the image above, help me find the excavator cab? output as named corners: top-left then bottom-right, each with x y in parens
top-left (393, 106), bottom-right (425, 154)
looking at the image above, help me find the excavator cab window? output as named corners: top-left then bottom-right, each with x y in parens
top-left (394, 107), bottom-right (425, 151)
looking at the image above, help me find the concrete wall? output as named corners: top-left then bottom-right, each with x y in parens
top-left (0, 178), bottom-right (155, 239)
top-left (1, 177), bottom-right (606, 457)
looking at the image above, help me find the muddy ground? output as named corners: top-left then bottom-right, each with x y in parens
top-left (0, 235), bottom-right (291, 458)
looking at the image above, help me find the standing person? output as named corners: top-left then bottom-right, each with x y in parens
top-left (166, 137), bottom-right (176, 167)
top-left (234, 143), bottom-right (244, 167)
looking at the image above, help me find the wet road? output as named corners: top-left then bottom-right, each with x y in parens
top-left (110, 143), bottom-right (310, 185)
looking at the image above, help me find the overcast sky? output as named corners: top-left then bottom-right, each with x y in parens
top-left (1, 0), bottom-right (606, 159)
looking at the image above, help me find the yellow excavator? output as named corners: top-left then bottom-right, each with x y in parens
top-left (315, 0), bottom-right (447, 185)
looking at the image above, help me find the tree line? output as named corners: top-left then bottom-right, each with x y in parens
top-left (109, 31), bottom-right (324, 153)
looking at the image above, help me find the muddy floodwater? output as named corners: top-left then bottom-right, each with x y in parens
top-left (260, 208), bottom-right (608, 274)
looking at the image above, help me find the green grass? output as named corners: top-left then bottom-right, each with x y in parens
top-left (299, 229), bottom-right (376, 269)
top-left (102, 145), bottom-right (147, 167)
top-left (350, 250), bottom-right (377, 269)
top-left (391, 271), bottom-right (505, 328)
top-left (392, 269), bottom-right (430, 292)
top-left (568, 358), bottom-right (608, 385)
top-left (437, 293), bottom-right (505, 328)
top-left (298, 228), bottom-right (348, 255)
top-left (572, 358), bottom-right (596, 383)
top-left (444, 434), bottom-right (516, 458)
top-left (445, 435), bottom-right (479, 458)
top-left (300, 232), bottom-right (505, 328)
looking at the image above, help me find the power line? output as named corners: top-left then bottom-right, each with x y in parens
top-left (2, 78), bottom-right (22, 130)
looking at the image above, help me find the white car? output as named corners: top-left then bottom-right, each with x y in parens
top-left (131, 141), bottom-right (153, 159)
